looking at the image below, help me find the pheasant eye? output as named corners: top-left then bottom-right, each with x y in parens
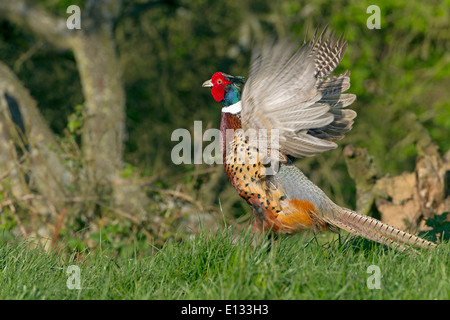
top-left (217, 79), bottom-right (223, 84)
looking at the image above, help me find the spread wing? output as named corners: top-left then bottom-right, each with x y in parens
top-left (240, 26), bottom-right (357, 158)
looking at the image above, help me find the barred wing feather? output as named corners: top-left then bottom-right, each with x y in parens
top-left (241, 26), bottom-right (357, 158)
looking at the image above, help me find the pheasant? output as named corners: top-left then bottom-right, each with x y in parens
top-left (202, 26), bottom-right (436, 250)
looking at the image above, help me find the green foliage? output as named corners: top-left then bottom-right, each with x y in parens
top-left (0, 184), bottom-right (19, 240)
top-left (119, 163), bottom-right (138, 179)
top-left (0, 210), bottom-right (17, 234)
top-left (36, 0), bottom-right (88, 16)
top-left (67, 104), bottom-right (85, 135)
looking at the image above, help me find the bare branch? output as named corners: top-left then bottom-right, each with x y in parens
top-left (0, 95), bottom-right (27, 199)
top-left (0, 1), bottom-right (73, 49)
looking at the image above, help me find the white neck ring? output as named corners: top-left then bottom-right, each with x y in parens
top-left (221, 101), bottom-right (242, 114)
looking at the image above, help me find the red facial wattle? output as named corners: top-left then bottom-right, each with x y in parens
top-left (211, 72), bottom-right (231, 102)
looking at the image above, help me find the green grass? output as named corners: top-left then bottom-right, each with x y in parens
top-left (0, 228), bottom-right (448, 300)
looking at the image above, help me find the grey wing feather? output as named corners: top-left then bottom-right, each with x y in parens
top-left (241, 26), bottom-right (357, 158)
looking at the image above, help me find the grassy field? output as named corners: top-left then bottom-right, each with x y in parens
top-left (0, 227), bottom-right (448, 300)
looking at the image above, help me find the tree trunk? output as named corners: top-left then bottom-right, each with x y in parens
top-left (72, 20), bottom-right (125, 194)
top-left (0, 63), bottom-right (70, 201)
top-left (0, 1), bottom-right (149, 236)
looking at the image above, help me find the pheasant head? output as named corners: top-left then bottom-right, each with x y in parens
top-left (202, 72), bottom-right (245, 107)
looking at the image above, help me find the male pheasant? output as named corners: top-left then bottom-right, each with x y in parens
top-left (202, 26), bottom-right (436, 250)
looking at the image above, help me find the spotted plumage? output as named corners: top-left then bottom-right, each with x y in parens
top-left (220, 114), bottom-right (333, 234)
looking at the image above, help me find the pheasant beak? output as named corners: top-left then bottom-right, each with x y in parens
top-left (202, 79), bottom-right (213, 88)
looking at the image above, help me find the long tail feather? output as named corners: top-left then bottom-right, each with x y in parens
top-left (329, 207), bottom-right (436, 250)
